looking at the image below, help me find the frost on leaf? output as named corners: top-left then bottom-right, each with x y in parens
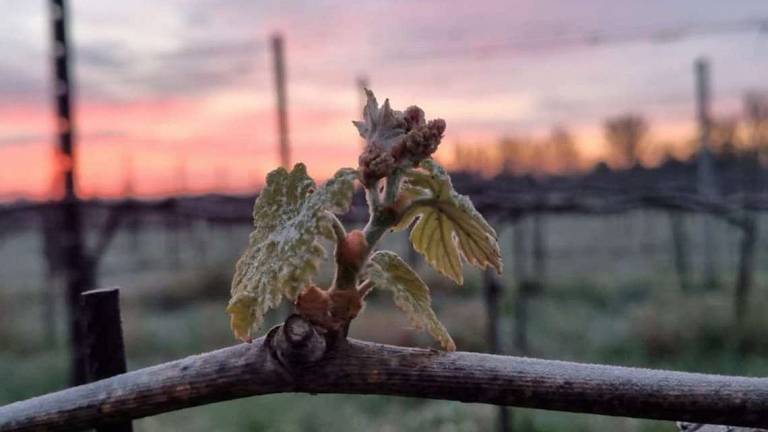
top-left (352, 89), bottom-right (407, 151)
top-left (367, 251), bottom-right (456, 351)
top-left (395, 159), bottom-right (502, 284)
top-left (227, 163), bottom-right (357, 341)
top-left (354, 90), bottom-right (447, 187)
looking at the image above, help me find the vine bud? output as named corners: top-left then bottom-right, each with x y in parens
top-left (338, 229), bottom-right (368, 268)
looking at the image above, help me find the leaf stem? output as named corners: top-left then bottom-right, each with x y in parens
top-left (333, 171), bottom-right (404, 293)
top-left (383, 170), bottom-right (401, 206)
top-left (366, 183), bottom-right (381, 212)
top-left (357, 280), bottom-right (374, 299)
top-left (325, 211), bottom-right (347, 243)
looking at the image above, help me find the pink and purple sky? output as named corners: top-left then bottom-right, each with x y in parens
top-left (1, 0), bottom-right (766, 199)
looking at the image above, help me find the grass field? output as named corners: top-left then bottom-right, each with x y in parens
top-left (1, 210), bottom-right (767, 431)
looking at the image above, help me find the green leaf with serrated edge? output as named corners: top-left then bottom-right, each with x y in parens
top-left (367, 251), bottom-right (456, 351)
top-left (394, 159), bottom-right (502, 284)
top-left (227, 164), bottom-right (357, 341)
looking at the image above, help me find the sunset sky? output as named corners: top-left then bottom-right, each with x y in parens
top-left (1, 0), bottom-right (767, 199)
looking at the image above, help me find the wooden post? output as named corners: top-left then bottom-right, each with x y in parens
top-left (532, 214), bottom-right (547, 291)
top-left (39, 207), bottom-right (62, 345)
top-left (669, 213), bottom-right (692, 293)
top-left (695, 58), bottom-right (715, 195)
top-left (121, 154), bottom-right (141, 259)
top-left (80, 288), bottom-right (132, 432)
top-left (271, 34), bottom-right (290, 169)
top-left (734, 215), bottom-right (758, 328)
top-left (164, 209), bottom-right (181, 270)
top-left (166, 157), bottom-right (187, 269)
top-left (50, 0), bottom-right (76, 203)
top-left (695, 58), bottom-right (719, 290)
top-left (50, 0), bottom-right (94, 385)
top-left (512, 221), bottom-right (529, 355)
top-left (483, 269), bottom-right (503, 354)
top-left (483, 269), bottom-right (512, 431)
top-left (39, 268), bottom-right (59, 345)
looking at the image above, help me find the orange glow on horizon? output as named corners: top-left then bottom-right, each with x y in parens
top-left (0, 98), bottom-right (710, 202)
top-left (0, 92), bottom-right (723, 201)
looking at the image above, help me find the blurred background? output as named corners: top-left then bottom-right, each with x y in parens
top-left (1, 1), bottom-right (768, 431)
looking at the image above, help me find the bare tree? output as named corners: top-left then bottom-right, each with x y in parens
top-left (497, 130), bottom-right (581, 176)
top-left (546, 125), bottom-right (580, 174)
top-left (709, 117), bottom-right (740, 158)
top-left (453, 142), bottom-right (495, 174)
top-left (498, 136), bottom-right (529, 175)
top-left (604, 114), bottom-right (648, 168)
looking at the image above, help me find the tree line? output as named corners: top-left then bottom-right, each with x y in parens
top-left (452, 91), bottom-right (768, 176)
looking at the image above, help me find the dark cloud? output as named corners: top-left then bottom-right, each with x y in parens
top-left (161, 38), bottom-right (264, 62)
top-left (0, 63), bottom-right (47, 102)
top-left (73, 37), bottom-right (265, 102)
top-left (77, 44), bottom-right (135, 70)
top-left (130, 58), bottom-right (258, 95)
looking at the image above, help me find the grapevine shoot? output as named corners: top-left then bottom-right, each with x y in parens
top-left (228, 90), bottom-right (502, 351)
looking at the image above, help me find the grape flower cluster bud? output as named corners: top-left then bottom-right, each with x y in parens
top-left (353, 89), bottom-right (446, 186)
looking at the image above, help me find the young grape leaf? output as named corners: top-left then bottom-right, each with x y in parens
top-left (352, 89), bottom-right (406, 151)
top-left (367, 251), bottom-right (456, 351)
top-left (227, 163), bottom-right (357, 341)
top-left (394, 159), bottom-right (502, 284)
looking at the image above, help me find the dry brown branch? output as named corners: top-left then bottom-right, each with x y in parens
top-left (1, 316), bottom-right (767, 431)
